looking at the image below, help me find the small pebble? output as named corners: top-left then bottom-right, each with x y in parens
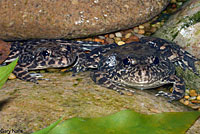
top-left (121, 37), bottom-right (126, 41)
top-left (177, 2), bottom-right (183, 6)
top-left (125, 33), bottom-right (132, 39)
top-left (151, 24), bottom-right (156, 27)
top-left (105, 38), bottom-right (114, 44)
top-left (133, 27), bottom-right (139, 33)
top-left (197, 95), bottom-right (200, 100)
top-left (171, 0), bottom-right (176, 3)
top-left (139, 25), bottom-right (144, 29)
top-left (8, 73), bottom-right (16, 80)
top-left (185, 89), bottom-right (190, 94)
top-left (115, 32), bottom-right (123, 38)
top-left (189, 96), bottom-right (197, 101)
top-left (184, 95), bottom-right (190, 99)
top-left (114, 37), bottom-right (121, 42)
top-left (126, 92), bottom-right (133, 96)
top-left (117, 41), bottom-right (125, 46)
top-left (98, 36), bottom-right (106, 39)
top-left (109, 34), bottom-right (115, 39)
top-left (160, 21), bottom-right (165, 26)
top-left (156, 22), bottom-right (161, 25)
top-left (189, 90), bottom-right (198, 97)
top-left (143, 23), bottom-right (150, 28)
top-left (184, 100), bottom-right (190, 105)
top-left (155, 23), bottom-right (161, 28)
top-left (104, 34), bottom-right (109, 38)
top-left (84, 38), bottom-right (93, 41)
top-left (191, 100), bottom-right (200, 104)
top-left (138, 29), bottom-right (145, 35)
top-left (125, 35), bottom-right (139, 43)
top-left (171, 4), bottom-right (177, 8)
top-left (94, 38), bottom-right (105, 43)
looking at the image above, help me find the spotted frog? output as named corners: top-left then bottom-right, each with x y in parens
top-left (4, 39), bottom-right (101, 83)
top-left (72, 37), bottom-right (200, 101)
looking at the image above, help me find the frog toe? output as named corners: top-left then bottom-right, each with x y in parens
top-left (155, 91), bottom-right (181, 102)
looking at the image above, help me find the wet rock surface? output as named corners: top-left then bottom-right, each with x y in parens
top-left (0, 0), bottom-right (169, 40)
top-left (0, 72), bottom-right (199, 133)
top-left (153, 0), bottom-right (200, 91)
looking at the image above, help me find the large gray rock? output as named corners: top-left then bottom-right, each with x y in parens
top-left (153, 0), bottom-right (200, 90)
top-left (0, 72), bottom-right (198, 133)
top-left (0, 0), bottom-right (169, 40)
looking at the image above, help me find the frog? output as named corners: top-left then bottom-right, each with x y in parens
top-left (71, 36), bottom-right (200, 101)
top-left (3, 39), bottom-right (102, 83)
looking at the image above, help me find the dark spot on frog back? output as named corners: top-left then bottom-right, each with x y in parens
top-left (49, 59), bottom-right (55, 65)
top-left (40, 61), bottom-right (46, 66)
top-left (107, 43), bottom-right (157, 59)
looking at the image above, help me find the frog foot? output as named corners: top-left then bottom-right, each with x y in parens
top-left (155, 91), bottom-right (178, 102)
top-left (156, 75), bottom-right (185, 102)
top-left (13, 66), bottom-right (49, 83)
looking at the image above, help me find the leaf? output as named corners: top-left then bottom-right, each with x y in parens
top-left (32, 118), bottom-right (62, 134)
top-left (33, 110), bottom-right (200, 134)
top-left (0, 58), bottom-right (18, 89)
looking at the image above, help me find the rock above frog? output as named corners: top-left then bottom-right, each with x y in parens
top-left (72, 37), bottom-right (200, 101)
top-left (153, 0), bottom-right (200, 90)
top-left (0, 0), bottom-right (169, 40)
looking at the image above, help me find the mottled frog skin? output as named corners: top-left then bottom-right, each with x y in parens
top-left (4, 39), bottom-right (101, 83)
top-left (72, 37), bottom-right (200, 101)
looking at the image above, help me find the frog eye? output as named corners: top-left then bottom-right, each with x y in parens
top-left (123, 58), bottom-right (130, 65)
top-left (42, 50), bottom-right (50, 58)
top-left (153, 57), bottom-right (159, 64)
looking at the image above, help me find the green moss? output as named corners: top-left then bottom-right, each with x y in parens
top-left (155, 11), bottom-right (200, 40)
top-left (73, 78), bottom-right (83, 87)
top-left (75, 78), bottom-right (83, 82)
top-left (180, 11), bottom-right (200, 29)
top-left (195, 29), bottom-right (200, 36)
top-left (175, 66), bottom-right (200, 91)
top-left (171, 30), bottom-right (179, 40)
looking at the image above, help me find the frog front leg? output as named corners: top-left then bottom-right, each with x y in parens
top-left (91, 71), bottom-right (135, 95)
top-left (70, 53), bottom-right (99, 76)
top-left (156, 74), bottom-right (185, 102)
top-left (13, 65), bottom-right (39, 84)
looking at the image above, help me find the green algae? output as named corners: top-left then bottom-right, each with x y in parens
top-left (153, 10), bottom-right (200, 40)
top-left (175, 66), bottom-right (200, 91)
top-left (168, 10), bottom-right (200, 40)
top-left (73, 78), bottom-right (83, 87)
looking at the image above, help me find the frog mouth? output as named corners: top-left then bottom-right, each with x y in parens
top-left (130, 83), bottom-right (166, 90)
top-left (119, 79), bottom-right (166, 90)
